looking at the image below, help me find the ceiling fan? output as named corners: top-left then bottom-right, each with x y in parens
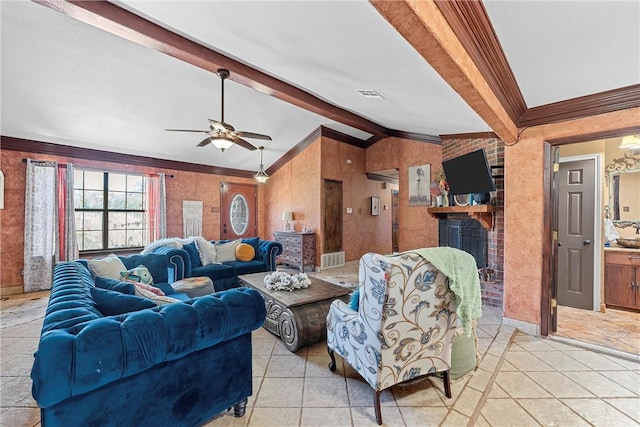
top-left (165, 68), bottom-right (272, 152)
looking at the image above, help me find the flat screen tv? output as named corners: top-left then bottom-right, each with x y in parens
top-left (442, 149), bottom-right (496, 196)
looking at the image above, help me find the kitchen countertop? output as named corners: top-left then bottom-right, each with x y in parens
top-left (605, 245), bottom-right (640, 253)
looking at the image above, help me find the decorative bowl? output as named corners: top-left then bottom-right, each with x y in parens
top-left (616, 238), bottom-right (640, 249)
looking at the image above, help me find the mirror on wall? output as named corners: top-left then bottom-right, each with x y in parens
top-left (605, 149), bottom-right (640, 231)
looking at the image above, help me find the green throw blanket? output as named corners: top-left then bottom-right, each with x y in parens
top-left (407, 247), bottom-right (482, 336)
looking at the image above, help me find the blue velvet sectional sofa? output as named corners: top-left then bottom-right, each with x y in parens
top-left (31, 261), bottom-right (267, 427)
top-left (155, 237), bottom-right (283, 292)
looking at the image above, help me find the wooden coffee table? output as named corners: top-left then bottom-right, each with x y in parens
top-left (239, 272), bottom-right (351, 352)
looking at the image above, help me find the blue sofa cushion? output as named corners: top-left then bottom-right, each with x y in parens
top-left (90, 287), bottom-right (156, 316)
top-left (94, 276), bottom-right (135, 295)
top-left (225, 260), bottom-right (270, 276)
top-left (192, 264), bottom-right (235, 280)
top-left (183, 242), bottom-right (202, 268)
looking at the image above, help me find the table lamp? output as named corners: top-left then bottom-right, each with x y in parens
top-left (282, 211), bottom-right (293, 231)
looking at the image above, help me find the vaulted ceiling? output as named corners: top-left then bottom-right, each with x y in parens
top-left (2, 1), bottom-right (638, 175)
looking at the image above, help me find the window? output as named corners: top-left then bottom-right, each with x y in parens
top-left (74, 169), bottom-right (148, 251)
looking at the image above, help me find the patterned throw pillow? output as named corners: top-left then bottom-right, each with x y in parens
top-left (235, 243), bottom-right (255, 262)
top-left (134, 284), bottom-right (181, 306)
top-left (120, 265), bottom-right (154, 286)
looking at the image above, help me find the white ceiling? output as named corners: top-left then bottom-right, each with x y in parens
top-left (1, 1), bottom-right (638, 172)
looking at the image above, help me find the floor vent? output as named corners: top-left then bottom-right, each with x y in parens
top-left (320, 251), bottom-right (346, 270)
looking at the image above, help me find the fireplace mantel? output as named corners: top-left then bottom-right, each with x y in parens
top-left (427, 205), bottom-right (494, 230)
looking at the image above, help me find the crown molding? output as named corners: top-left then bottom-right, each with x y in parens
top-left (385, 130), bottom-right (441, 144)
top-left (440, 131), bottom-right (498, 140)
top-left (320, 126), bottom-right (368, 148)
top-left (519, 85), bottom-right (640, 128)
top-left (546, 125), bottom-right (640, 146)
top-left (0, 135), bottom-right (256, 178)
top-left (265, 127), bottom-right (322, 176)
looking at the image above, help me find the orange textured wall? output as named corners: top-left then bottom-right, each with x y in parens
top-left (261, 138), bottom-right (322, 257)
top-left (321, 137), bottom-right (392, 260)
top-left (0, 148), bottom-right (257, 295)
top-left (367, 137), bottom-right (443, 251)
top-left (504, 108), bottom-right (640, 326)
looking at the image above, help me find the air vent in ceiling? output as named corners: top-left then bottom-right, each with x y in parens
top-left (356, 89), bottom-right (384, 99)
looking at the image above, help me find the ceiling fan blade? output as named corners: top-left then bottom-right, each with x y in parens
top-left (197, 138), bottom-right (212, 147)
top-left (165, 129), bottom-right (209, 133)
top-left (232, 136), bottom-right (257, 151)
top-left (235, 131), bottom-right (272, 141)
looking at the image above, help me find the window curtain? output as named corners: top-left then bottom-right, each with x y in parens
top-left (57, 163), bottom-right (78, 261)
top-left (24, 160), bottom-right (58, 292)
top-left (147, 173), bottom-right (167, 242)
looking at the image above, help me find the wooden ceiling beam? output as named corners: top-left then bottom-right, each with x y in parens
top-left (33, 0), bottom-right (389, 137)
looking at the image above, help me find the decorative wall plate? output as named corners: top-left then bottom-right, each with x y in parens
top-left (454, 194), bottom-right (470, 206)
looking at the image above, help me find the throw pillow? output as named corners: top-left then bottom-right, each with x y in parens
top-left (90, 287), bottom-right (156, 316)
top-left (348, 288), bottom-right (360, 311)
top-left (134, 284), bottom-right (181, 306)
top-left (87, 253), bottom-right (127, 279)
top-left (120, 265), bottom-right (154, 286)
top-left (196, 239), bottom-right (217, 266)
top-left (94, 276), bottom-right (136, 295)
top-left (235, 243), bottom-right (255, 262)
top-left (182, 241), bottom-right (202, 268)
top-left (133, 282), bottom-right (165, 296)
top-left (215, 238), bottom-right (242, 263)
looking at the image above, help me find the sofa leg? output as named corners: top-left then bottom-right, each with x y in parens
top-left (327, 348), bottom-right (336, 371)
top-left (232, 398), bottom-right (248, 417)
top-left (442, 370), bottom-right (452, 398)
top-left (374, 390), bottom-right (383, 425)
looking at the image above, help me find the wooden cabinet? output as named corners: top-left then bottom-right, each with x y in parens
top-left (605, 250), bottom-right (640, 311)
top-left (274, 231), bottom-right (316, 272)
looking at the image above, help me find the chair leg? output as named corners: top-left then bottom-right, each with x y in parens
top-left (327, 347), bottom-right (336, 372)
top-left (374, 390), bottom-right (383, 425)
top-left (442, 370), bottom-right (452, 398)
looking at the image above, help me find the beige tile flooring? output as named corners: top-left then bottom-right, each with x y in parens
top-left (1, 263), bottom-right (639, 426)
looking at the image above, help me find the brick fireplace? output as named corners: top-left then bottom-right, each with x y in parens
top-left (441, 136), bottom-right (504, 308)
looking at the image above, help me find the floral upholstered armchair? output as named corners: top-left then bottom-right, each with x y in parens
top-left (327, 250), bottom-right (465, 425)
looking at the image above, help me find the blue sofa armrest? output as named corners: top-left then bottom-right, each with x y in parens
top-left (152, 247), bottom-right (191, 282)
top-left (31, 286), bottom-right (266, 409)
top-left (257, 240), bottom-right (282, 271)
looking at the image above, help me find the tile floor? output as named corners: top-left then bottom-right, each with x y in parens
top-left (1, 263), bottom-right (639, 426)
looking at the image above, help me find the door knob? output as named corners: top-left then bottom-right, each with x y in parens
top-left (558, 242), bottom-right (562, 247)
top-left (583, 240), bottom-right (591, 245)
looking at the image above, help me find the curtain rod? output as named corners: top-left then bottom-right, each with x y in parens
top-left (21, 158), bottom-right (174, 177)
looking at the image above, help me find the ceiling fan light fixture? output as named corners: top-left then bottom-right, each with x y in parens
top-left (210, 137), bottom-right (234, 151)
top-left (254, 146), bottom-right (269, 183)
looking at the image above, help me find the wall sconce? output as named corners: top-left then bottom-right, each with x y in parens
top-left (620, 135), bottom-right (640, 150)
top-left (282, 211), bottom-right (293, 231)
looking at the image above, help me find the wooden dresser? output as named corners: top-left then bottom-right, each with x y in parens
top-left (604, 249), bottom-right (640, 311)
top-left (274, 231), bottom-right (316, 272)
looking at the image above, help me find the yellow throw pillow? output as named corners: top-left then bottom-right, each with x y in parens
top-left (235, 243), bottom-right (255, 262)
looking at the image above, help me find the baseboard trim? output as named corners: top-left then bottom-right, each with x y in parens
top-left (502, 317), bottom-right (540, 336)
